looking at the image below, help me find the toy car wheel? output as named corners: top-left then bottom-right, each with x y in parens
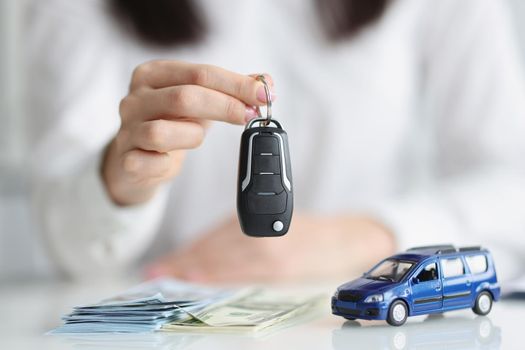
top-left (387, 300), bottom-right (408, 326)
top-left (473, 291), bottom-right (493, 316)
top-left (344, 317), bottom-right (357, 321)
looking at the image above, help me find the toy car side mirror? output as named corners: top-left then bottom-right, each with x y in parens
top-left (412, 277), bottom-right (419, 284)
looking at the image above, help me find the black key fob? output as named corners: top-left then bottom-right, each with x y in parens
top-left (237, 118), bottom-right (293, 237)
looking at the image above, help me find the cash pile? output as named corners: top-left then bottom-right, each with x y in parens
top-left (164, 288), bottom-right (323, 333)
top-left (50, 279), bottom-right (236, 333)
top-left (50, 278), bottom-right (324, 334)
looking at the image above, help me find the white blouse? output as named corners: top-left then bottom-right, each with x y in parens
top-left (28, 0), bottom-right (525, 280)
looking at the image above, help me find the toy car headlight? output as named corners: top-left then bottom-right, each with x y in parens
top-left (364, 294), bottom-right (383, 303)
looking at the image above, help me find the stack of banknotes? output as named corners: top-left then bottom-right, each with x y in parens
top-left (50, 278), bottom-right (324, 334)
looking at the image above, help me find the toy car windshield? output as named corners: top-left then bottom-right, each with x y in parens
top-left (365, 259), bottom-right (415, 283)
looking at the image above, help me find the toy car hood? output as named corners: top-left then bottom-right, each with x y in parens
top-left (338, 277), bottom-right (395, 294)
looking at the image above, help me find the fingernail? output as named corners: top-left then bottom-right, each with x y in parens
top-left (245, 106), bottom-right (258, 122)
top-left (256, 85), bottom-right (275, 103)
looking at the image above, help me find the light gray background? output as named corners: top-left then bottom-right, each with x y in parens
top-left (1, 0), bottom-right (525, 282)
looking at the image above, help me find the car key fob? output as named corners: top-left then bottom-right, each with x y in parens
top-left (237, 117), bottom-right (293, 236)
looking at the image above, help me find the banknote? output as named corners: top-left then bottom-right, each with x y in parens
top-left (163, 289), bottom-right (325, 333)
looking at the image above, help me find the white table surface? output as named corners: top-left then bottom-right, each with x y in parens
top-left (1, 280), bottom-right (522, 350)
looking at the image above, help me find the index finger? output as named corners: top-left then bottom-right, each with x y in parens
top-left (131, 60), bottom-right (274, 106)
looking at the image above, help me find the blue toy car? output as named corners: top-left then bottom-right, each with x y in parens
top-left (332, 245), bottom-right (500, 326)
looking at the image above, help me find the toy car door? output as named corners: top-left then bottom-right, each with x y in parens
top-left (441, 257), bottom-right (472, 308)
top-left (410, 261), bottom-right (443, 313)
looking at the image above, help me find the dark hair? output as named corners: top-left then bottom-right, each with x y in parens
top-left (110, 0), bottom-right (388, 47)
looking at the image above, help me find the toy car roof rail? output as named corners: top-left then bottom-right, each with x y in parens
top-left (436, 248), bottom-right (457, 254)
top-left (407, 244), bottom-right (455, 253)
top-left (458, 246), bottom-right (482, 252)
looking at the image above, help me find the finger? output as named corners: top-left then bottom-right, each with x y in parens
top-left (182, 259), bottom-right (284, 283)
top-left (164, 244), bottom-right (276, 283)
top-left (248, 73), bottom-right (275, 90)
top-left (145, 253), bottom-right (197, 281)
top-left (144, 258), bottom-right (183, 280)
top-left (248, 73), bottom-right (277, 103)
top-left (131, 60), bottom-right (273, 106)
top-left (137, 85), bottom-right (257, 125)
top-left (132, 119), bottom-right (206, 153)
top-left (145, 245), bottom-right (284, 283)
top-left (121, 149), bottom-right (184, 185)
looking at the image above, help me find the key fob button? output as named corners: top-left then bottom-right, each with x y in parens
top-left (251, 174), bottom-right (284, 193)
top-left (246, 191), bottom-right (287, 214)
top-left (254, 136), bottom-right (279, 155)
top-left (253, 155), bottom-right (280, 174)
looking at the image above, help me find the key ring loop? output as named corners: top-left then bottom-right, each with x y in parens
top-left (255, 75), bottom-right (272, 126)
top-left (245, 117), bottom-right (282, 130)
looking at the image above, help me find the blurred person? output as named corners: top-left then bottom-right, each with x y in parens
top-left (27, 0), bottom-right (525, 282)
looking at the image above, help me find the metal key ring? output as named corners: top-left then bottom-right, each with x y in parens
top-left (255, 75), bottom-right (272, 126)
top-left (245, 117), bottom-right (282, 130)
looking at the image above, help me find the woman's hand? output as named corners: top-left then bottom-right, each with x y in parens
top-left (145, 214), bottom-right (396, 283)
top-left (103, 60), bottom-right (273, 205)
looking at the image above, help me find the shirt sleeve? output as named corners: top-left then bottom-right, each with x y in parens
top-left (375, 0), bottom-right (525, 281)
top-left (27, 0), bottom-right (169, 279)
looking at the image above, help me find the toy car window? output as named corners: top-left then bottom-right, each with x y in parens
top-left (465, 255), bottom-right (488, 274)
top-left (441, 258), bottom-right (465, 278)
top-left (416, 262), bottom-right (438, 282)
top-left (366, 259), bottom-right (414, 283)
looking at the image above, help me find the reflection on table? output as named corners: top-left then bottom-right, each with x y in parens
top-left (331, 314), bottom-right (501, 350)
